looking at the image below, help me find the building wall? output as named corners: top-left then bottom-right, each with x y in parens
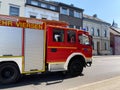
top-left (110, 27), bottom-right (120, 55)
top-left (59, 3), bottom-right (83, 29)
top-left (25, 5), bottom-right (59, 20)
top-left (83, 19), bottom-right (111, 55)
top-left (0, 0), bottom-right (25, 16)
top-left (59, 14), bottom-right (82, 29)
top-left (114, 36), bottom-right (120, 55)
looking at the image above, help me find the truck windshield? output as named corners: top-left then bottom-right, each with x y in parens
top-left (79, 34), bottom-right (90, 45)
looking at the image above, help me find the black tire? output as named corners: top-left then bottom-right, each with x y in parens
top-left (68, 59), bottom-right (83, 77)
top-left (0, 62), bottom-right (20, 84)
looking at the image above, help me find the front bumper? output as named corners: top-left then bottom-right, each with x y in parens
top-left (85, 57), bottom-right (92, 67)
top-left (86, 61), bottom-right (92, 67)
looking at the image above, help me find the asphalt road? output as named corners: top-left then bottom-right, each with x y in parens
top-left (1, 55), bottom-right (120, 90)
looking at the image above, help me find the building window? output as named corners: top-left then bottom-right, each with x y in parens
top-left (61, 7), bottom-right (67, 15)
top-left (76, 26), bottom-right (80, 29)
top-left (69, 9), bottom-right (74, 17)
top-left (67, 30), bottom-right (76, 43)
top-left (41, 3), bottom-right (47, 8)
top-left (105, 42), bottom-right (107, 50)
top-left (0, 1), bottom-right (1, 8)
top-left (69, 25), bottom-right (74, 28)
top-left (74, 11), bottom-right (82, 18)
top-left (50, 5), bottom-right (56, 10)
top-left (91, 28), bottom-right (94, 36)
top-left (9, 6), bottom-right (19, 16)
top-left (97, 29), bottom-right (100, 36)
top-left (30, 15), bottom-right (36, 18)
top-left (104, 30), bottom-right (107, 37)
top-left (85, 26), bottom-right (89, 31)
top-left (92, 41), bottom-right (94, 50)
top-left (42, 17), bottom-right (47, 20)
top-left (41, 14), bottom-right (48, 20)
top-left (31, 0), bottom-right (38, 6)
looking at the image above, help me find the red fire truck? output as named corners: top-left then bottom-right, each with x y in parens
top-left (0, 15), bottom-right (92, 84)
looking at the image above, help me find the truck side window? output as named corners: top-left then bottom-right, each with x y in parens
top-left (79, 34), bottom-right (90, 45)
top-left (53, 29), bottom-right (64, 42)
top-left (67, 30), bottom-right (76, 43)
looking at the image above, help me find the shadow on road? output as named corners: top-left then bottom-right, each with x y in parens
top-left (0, 72), bottom-right (84, 89)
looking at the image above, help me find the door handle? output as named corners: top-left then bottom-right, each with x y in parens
top-left (51, 48), bottom-right (57, 52)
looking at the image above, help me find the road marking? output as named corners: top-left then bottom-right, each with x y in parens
top-left (68, 76), bottom-right (120, 90)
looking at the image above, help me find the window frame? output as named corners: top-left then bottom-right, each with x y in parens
top-left (74, 11), bottom-right (82, 18)
top-left (53, 29), bottom-right (65, 42)
top-left (69, 25), bottom-right (74, 28)
top-left (97, 29), bottom-right (100, 37)
top-left (9, 5), bottom-right (20, 16)
top-left (76, 26), bottom-right (80, 29)
top-left (0, 1), bottom-right (1, 8)
top-left (104, 30), bottom-right (107, 37)
top-left (50, 5), bottom-right (56, 10)
top-left (31, 0), bottom-right (39, 6)
top-left (105, 42), bottom-right (107, 50)
top-left (41, 3), bottom-right (47, 8)
top-left (67, 30), bottom-right (76, 43)
top-left (91, 27), bottom-right (94, 36)
top-left (61, 7), bottom-right (68, 15)
top-left (69, 9), bottom-right (74, 17)
top-left (85, 26), bottom-right (89, 31)
top-left (30, 15), bottom-right (36, 18)
top-left (92, 41), bottom-right (94, 50)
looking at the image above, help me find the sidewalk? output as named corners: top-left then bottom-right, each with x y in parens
top-left (68, 76), bottom-right (120, 90)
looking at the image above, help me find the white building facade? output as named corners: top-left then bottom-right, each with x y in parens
top-left (25, 0), bottom-right (59, 20)
top-left (0, 0), bottom-right (25, 17)
top-left (83, 14), bottom-right (111, 55)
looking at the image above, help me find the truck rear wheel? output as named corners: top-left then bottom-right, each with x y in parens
top-left (68, 59), bottom-right (83, 77)
top-left (0, 62), bottom-right (20, 84)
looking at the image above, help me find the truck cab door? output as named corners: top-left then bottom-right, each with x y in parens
top-left (46, 27), bottom-right (66, 63)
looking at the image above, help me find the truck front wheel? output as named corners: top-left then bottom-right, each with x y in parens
top-left (0, 62), bottom-right (20, 84)
top-left (68, 59), bottom-right (83, 77)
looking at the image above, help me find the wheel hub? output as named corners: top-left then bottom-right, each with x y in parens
top-left (2, 68), bottom-right (14, 79)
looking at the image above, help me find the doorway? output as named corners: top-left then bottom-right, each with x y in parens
top-left (97, 42), bottom-right (100, 55)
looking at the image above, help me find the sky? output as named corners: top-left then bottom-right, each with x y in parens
top-left (52, 0), bottom-right (120, 27)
